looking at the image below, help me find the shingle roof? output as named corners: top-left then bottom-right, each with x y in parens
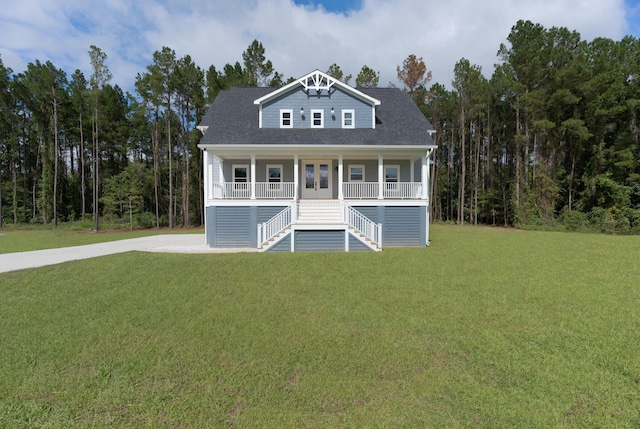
top-left (198, 86), bottom-right (436, 147)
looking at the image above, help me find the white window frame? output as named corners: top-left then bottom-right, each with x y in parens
top-left (342, 109), bottom-right (355, 129)
top-left (349, 165), bottom-right (365, 182)
top-left (311, 109), bottom-right (324, 128)
top-left (266, 164), bottom-right (283, 189)
top-left (280, 109), bottom-right (293, 128)
top-left (385, 165), bottom-right (399, 191)
top-left (233, 164), bottom-right (249, 183)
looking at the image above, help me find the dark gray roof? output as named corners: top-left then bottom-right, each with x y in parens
top-left (198, 86), bottom-right (436, 147)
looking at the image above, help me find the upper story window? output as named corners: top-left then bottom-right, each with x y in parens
top-left (385, 165), bottom-right (399, 184)
top-left (342, 109), bottom-right (355, 129)
top-left (267, 164), bottom-right (283, 184)
top-left (280, 109), bottom-right (293, 128)
top-left (349, 165), bottom-right (365, 182)
top-left (233, 165), bottom-right (248, 183)
top-left (311, 109), bottom-right (324, 128)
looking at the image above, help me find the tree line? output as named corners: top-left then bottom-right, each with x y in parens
top-left (418, 20), bottom-right (640, 233)
top-left (1, 21), bottom-right (640, 234)
top-left (0, 37), bottom-right (388, 230)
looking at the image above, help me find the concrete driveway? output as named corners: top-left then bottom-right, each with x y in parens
top-left (0, 234), bottom-right (255, 274)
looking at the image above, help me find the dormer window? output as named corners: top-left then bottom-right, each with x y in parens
top-left (311, 109), bottom-right (324, 128)
top-left (342, 109), bottom-right (355, 129)
top-left (280, 109), bottom-right (293, 128)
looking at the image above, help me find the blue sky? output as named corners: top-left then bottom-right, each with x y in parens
top-left (0, 0), bottom-right (638, 93)
top-left (292, 0), bottom-right (363, 14)
top-left (626, 0), bottom-right (640, 36)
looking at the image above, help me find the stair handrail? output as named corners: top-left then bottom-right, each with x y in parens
top-left (258, 205), bottom-right (292, 247)
top-left (343, 204), bottom-right (381, 246)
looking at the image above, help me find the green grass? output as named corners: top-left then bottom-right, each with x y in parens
top-left (1, 225), bottom-right (639, 427)
top-left (0, 227), bottom-right (201, 254)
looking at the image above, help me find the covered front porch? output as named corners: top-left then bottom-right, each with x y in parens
top-left (203, 149), bottom-right (433, 202)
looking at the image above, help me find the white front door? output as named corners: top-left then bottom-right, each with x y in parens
top-left (302, 161), bottom-right (332, 199)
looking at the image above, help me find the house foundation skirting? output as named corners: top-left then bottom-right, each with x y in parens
top-left (204, 202), bottom-right (428, 251)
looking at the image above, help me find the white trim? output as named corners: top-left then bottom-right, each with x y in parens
top-left (349, 164), bottom-right (365, 182)
top-left (385, 165), bottom-right (400, 183)
top-left (250, 155), bottom-right (256, 199)
top-left (371, 106), bottom-right (376, 129)
top-left (199, 144), bottom-right (437, 151)
top-left (378, 155), bottom-right (384, 199)
top-left (232, 164), bottom-right (249, 183)
top-left (338, 154), bottom-right (344, 200)
top-left (280, 109), bottom-right (293, 128)
top-left (342, 109), bottom-right (355, 129)
top-left (206, 199), bottom-right (428, 207)
top-left (311, 109), bottom-right (324, 128)
top-left (253, 69), bottom-right (381, 107)
top-left (302, 160), bottom-right (332, 199)
top-left (266, 164), bottom-right (284, 185)
top-left (258, 106), bottom-right (263, 128)
top-left (293, 154), bottom-right (299, 200)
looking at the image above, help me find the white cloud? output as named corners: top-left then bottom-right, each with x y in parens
top-left (0, 0), bottom-right (631, 93)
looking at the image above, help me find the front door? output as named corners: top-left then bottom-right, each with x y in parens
top-left (302, 161), bottom-right (332, 199)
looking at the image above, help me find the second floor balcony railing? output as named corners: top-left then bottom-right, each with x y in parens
top-left (209, 181), bottom-right (424, 200)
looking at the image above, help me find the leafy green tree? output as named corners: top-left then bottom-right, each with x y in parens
top-left (355, 65), bottom-right (379, 88)
top-left (135, 71), bottom-right (162, 227)
top-left (89, 45), bottom-right (112, 231)
top-left (101, 162), bottom-right (153, 229)
top-left (175, 54), bottom-right (205, 227)
top-left (0, 56), bottom-right (11, 227)
top-left (69, 70), bottom-right (90, 219)
top-left (147, 46), bottom-right (177, 228)
top-left (242, 40), bottom-right (274, 87)
top-left (326, 63), bottom-right (352, 85)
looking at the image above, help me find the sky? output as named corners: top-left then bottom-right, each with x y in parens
top-left (1, 0), bottom-right (639, 94)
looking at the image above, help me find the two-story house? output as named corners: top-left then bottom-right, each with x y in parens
top-left (197, 70), bottom-right (436, 252)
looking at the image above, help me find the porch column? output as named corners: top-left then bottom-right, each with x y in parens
top-left (203, 149), bottom-right (209, 202)
top-left (213, 155), bottom-right (224, 199)
top-left (338, 154), bottom-right (344, 200)
top-left (293, 154), bottom-right (299, 200)
top-left (250, 154), bottom-right (256, 199)
top-left (378, 154), bottom-right (384, 199)
top-left (422, 153), bottom-right (428, 200)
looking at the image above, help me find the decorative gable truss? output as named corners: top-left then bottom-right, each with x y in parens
top-left (254, 69), bottom-right (380, 129)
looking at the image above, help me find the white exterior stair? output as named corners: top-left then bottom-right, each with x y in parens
top-left (297, 200), bottom-right (344, 223)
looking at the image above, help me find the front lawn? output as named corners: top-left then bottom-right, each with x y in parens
top-left (0, 227), bottom-right (200, 254)
top-left (1, 225), bottom-right (639, 427)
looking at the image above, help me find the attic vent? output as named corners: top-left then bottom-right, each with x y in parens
top-left (301, 71), bottom-right (337, 92)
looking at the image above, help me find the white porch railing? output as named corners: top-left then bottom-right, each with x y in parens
top-left (211, 182), bottom-right (295, 199)
top-left (258, 206), bottom-right (292, 247)
top-left (343, 182), bottom-right (378, 199)
top-left (211, 183), bottom-right (249, 199)
top-left (256, 182), bottom-right (295, 199)
top-left (344, 203), bottom-right (382, 246)
top-left (342, 182), bottom-right (424, 199)
top-left (383, 182), bottom-right (423, 199)
top-left (210, 182), bottom-right (423, 200)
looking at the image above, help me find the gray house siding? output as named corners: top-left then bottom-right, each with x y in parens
top-left (383, 206), bottom-right (423, 247)
top-left (206, 205), bottom-right (288, 249)
top-left (294, 230), bottom-right (345, 251)
top-left (352, 205), bottom-right (426, 247)
top-left (266, 235), bottom-right (291, 252)
top-left (258, 206), bottom-right (288, 223)
top-left (262, 87), bottom-right (372, 129)
top-left (352, 206), bottom-right (379, 222)
top-left (207, 206), bottom-right (253, 248)
top-left (348, 234), bottom-right (373, 252)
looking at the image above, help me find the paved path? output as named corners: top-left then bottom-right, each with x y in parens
top-left (0, 234), bottom-right (255, 274)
